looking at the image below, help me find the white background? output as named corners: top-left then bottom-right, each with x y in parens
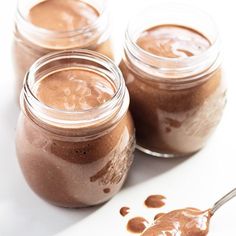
top-left (1, 0), bottom-right (236, 235)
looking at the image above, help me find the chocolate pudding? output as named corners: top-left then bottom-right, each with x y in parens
top-left (144, 195), bottom-right (166, 208)
top-left (35, 69), bottom-right (115, 111)
top-left (141, 208), bottom-right (211, 236)
top-left (127, 217), bottom-right (149, 234)
top-left (119, 194), bottom-right (212, 235)
top-left (120, 207), bottom-right (130, 217)
top-left (15, 51), bottom-right (135, 207)
top-left (28, 0), bottom-right (98, 31)
top-left (154, 213), bottom-right (165, 221)
top-left (137, 25), bottom-right (210, 58)
top-left (120, 11), bottom-right (226, 157)
top-left (13, 0), bottom-right (113, 100)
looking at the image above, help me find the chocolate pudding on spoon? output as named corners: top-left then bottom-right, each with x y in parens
top-left (121, 189), bottom-right (236, 235)
top-left (141, 208), bottom-right (211, 236)
top-left (13, 0), bottom-right (113, 100)
top-left (142, 189), bottom-right (236, 236)
top-left (15, 50), bottom-right (135, 207)
top-left (120, 4), bottom-right (226, 157)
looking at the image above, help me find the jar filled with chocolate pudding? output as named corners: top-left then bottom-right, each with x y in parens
top-left (15, 50), bottom-right (135, 207)
top-left (13, 0), bottom-right (113, 100)
top-left (120, 4), bottom-right (226, 158)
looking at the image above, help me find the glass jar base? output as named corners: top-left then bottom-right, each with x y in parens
top-left (136, 144), bottom-right (196, 158)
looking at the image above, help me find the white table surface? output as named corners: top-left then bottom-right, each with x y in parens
top-left (1, 0), bottom-right (236, 235)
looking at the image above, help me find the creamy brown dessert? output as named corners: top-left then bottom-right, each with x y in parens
top-left (28, 0), bottom-right (99, 31)
top-left (120, 21), bottom-right (226, 157)
top-left (13, 0), bottom-right (113, 100)
top-left (120, 207), bottom-right (130, 217)
top-left (120, 194), bottom-right (212, 235)
top-left (137, 25), bottom-right (210, 58)
top-left (16, 51), bottom-right (135, 207)
top-left (35, 69), bottom-right (115, 111)
top-left (142, 208), bottom-right (211, 236)
top-left (154, 213), bottom-right (165, 221)
top-left (127, 217), bottom-right (149, 234)
top-left (144, 195), bottom-right (166, 208)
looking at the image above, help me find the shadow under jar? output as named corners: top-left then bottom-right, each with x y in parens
top-left (120, 4), bottom-right (226, 158)
top-left (15, 50), bottom-right (135, 208)
top-left (13, 0), bottom-right (113, 100)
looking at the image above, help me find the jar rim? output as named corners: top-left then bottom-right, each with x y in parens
top-left (16, 0), bottom-right (108, 38)
top-left (125, 3), bottom-right (221, 80)
top-left (22, 50), bottom-right (128, 128)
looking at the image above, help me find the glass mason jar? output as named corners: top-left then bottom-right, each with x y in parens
top-left (13, 0), bottom-right (113, 100)
top-left (16, 50), bottom-right (135, 207)
top-left (120, 4), bottom-right (226, 158)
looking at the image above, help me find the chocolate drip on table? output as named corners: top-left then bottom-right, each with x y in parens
top-left (127, 217), bottom-right (149, 234)
top-left (144, 195), bottom-right (166, 208)
top-left (120, 207), bottom-right (130, 217)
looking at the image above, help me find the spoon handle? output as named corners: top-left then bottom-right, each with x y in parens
top-left (211, 188), bottom-right (236, 215)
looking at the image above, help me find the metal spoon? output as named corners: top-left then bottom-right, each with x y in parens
top-left (210, 188), bottom-right (236, 215)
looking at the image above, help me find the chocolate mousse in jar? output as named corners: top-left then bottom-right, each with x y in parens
top-left (120, 4), bottom-right (226, 158)
top-left (15, 50), bottom-right (135, 207)
top-left (13, 0), bottom-right (113, 100)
